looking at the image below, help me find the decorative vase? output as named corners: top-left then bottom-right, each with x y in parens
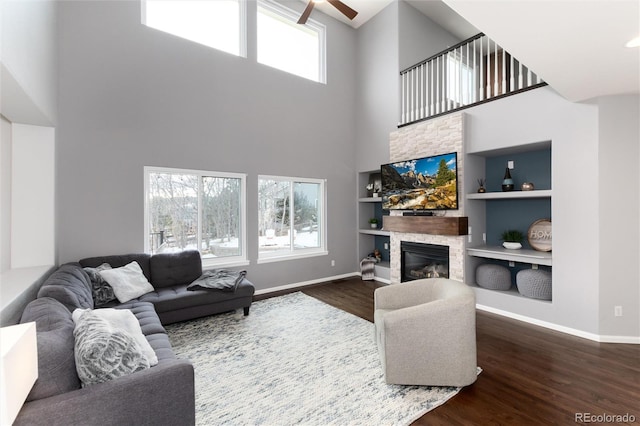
top-left (521, 182), bottom-right (535, 191)
top-left (503, 242), bottom-right (522, 249)
top-left (477, 186), bottom-right (486, 193)
top-left (501, 168), bottom-right (514, 192)
top-left (370, 223), bottom-right (377, 229)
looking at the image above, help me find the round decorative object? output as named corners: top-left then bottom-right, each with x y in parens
top-left (502, 242), bottom-right (522, 250)
top-left (516, 269), bottom-right (552, 300)
top-left (528, 219), bottom-right (552, 252)
top-left (476, 264), bottom-right (512, 290)
top-left (521, 182), bottom-right (535, 191)
top-left (477, 187), bottom-right (486, 193)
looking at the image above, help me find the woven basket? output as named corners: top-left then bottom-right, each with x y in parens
top-left (516, 269), bottom-right (552, 300)
top-left (476, 264), bottom-right (512, 290)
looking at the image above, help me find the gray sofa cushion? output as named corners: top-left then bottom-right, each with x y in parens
top-left (37, 264), bottom-right (94, 311)
top-left (150, 250), bottom-right (202, 288)
top-left (138, 279), bottom-right (254, 313)
top-left (79, 254), bottom-right (152, 282)
top-left (20, 297), bottom-right (81, 401)
top-left (115, 301), bottom-right (175, 362)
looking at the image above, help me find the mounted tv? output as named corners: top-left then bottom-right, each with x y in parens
top-left (381, 152), bottom-right (458, 211)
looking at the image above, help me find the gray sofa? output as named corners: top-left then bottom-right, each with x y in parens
top-left (78, 251), bottom-right (255, 323)
top-left (14, 250), bottom-right (255, 426)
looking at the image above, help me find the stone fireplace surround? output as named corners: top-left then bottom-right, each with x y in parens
top-left (388, 113), bottom-right (465, 284)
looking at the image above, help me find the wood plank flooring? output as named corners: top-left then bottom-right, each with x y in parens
top-left (259, 277), bottom-right (640, 425)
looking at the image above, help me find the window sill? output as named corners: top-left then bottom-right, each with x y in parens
top-left (202, 259), bottom-right (250, 270)
top-left (257, 250), bottom-right (328, 264)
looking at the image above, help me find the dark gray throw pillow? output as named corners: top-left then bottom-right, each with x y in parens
top-left (84, 263), bottom-right (116, 307)
top-left (187, 269), bottom-right (246, 293)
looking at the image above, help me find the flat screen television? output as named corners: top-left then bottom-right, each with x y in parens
top-left (381, 152), bottom-right (458, 210)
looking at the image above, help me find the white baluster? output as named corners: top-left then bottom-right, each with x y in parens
top-left (479, 37), bottom-right (484, 101)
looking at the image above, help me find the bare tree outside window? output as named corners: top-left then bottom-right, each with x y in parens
top-left (146, 168), bottom-right (245, 265)
top-left (258, 176), bottom-right (324, 259)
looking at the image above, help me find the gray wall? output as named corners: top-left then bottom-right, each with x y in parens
top-left (398, 0), bottom-right (459, 71)
top-left (597, 95), bottom-right (640, 337)
top-left (354, 2), bottom-right (399, 173)
top-left (56, 0), bottom-right (358, 291)
top-left (463, 86), bottom-right (640, 339)
top-left (355, 0), bottom-right (461, 173)
top-left (1, 0), bottom-right (58, 125)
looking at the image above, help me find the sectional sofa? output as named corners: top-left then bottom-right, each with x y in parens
top-left (14, 250), bottom-right (255, 426)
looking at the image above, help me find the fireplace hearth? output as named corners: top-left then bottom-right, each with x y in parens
top-left (401, 241), bottom-right (449, 282)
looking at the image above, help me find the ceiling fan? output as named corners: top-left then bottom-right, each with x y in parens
top-left (297, 0), bottom-right (358, 25)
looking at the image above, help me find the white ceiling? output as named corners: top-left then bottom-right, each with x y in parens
top-left (306, 0), bottom-right (640, 102)
top-left (442, 0), bottom-right (640, 102)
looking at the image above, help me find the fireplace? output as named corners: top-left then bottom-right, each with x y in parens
top-left (400, 241), bottom-right (449, 282)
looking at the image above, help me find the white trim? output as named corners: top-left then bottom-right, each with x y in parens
top-left (257, 250), bottom-right (328, 264)
top-left (253, 272), bottom-right (359, 296)
top-left (476, 304), bottom-right (640, 344)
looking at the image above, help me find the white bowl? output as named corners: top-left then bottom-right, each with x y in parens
top-left (503, 242), bottom-right (522, 250)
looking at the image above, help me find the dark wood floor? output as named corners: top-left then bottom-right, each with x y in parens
top-left (258, 277), bottom-right (640, 425)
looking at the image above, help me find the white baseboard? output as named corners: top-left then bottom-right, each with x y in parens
top-left (253, 273), bottom-right (360, 296)
top-left (476, 304), bottom-right (640, 344)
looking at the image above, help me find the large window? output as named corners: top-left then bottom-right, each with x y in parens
top-left (142, 0), bottom-right (246, 57)
top-left (257, 0), bottom-right (326, 83)
top-left (145, 167), bottom-right (247, 266)
top-left (258, 176), bottom-right (326, 262)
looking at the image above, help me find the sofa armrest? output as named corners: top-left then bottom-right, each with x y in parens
top-left (14, 359), bottom-right (195, 426)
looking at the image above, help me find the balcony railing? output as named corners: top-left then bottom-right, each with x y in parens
top-left (399, 33), bottom-right (547, 127)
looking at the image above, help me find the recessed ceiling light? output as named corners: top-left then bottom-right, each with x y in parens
top-left (626, 36), bottom-right (640, 48)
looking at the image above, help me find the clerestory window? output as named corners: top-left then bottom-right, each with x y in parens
top-left (257, 0), bottom-right (326, 83)
top-left (142, 0), bottom-right (246, 57)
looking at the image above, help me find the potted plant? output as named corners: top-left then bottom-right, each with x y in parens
top-left (369, 218), bottom-right (378, 229)
top-left (501, 229), bottom-right (523, 249)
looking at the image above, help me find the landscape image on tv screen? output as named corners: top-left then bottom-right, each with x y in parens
top-left (381, 152), bottom-right (458, 210)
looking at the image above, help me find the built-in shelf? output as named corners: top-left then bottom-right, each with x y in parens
top-left (467, 245), bottom-right (552, 266)
top-left (359, 229), bottom-right (390, 236)
top-left (466, 190), bottom-right (552, 200)
top-left (471, 284), bottom-right (553, 304)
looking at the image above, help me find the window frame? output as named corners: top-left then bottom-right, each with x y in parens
top-left (144, 166), bottom-right (248, 268)
top-left (257, 175), bottom-right (327, 264)
top-left (141, 0), bottom-right (247, 58)
top-left (257, 0), bottom-right (327, 84)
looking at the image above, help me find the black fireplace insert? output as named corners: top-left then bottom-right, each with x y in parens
top-left (400, 241), bottom-right (450, 282)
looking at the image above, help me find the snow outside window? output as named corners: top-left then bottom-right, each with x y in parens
top-left (144, 167), bottom-right (247, 267)
top-left (258, 176), bottom-right (327, 262)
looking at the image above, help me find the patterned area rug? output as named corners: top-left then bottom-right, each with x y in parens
top-left (166, 292), bottom-right (464, 425)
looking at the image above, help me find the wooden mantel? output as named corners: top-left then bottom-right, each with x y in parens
top-left (383, 215), bottom-right (468, 236)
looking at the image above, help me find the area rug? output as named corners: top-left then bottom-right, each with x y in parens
top-left (166, 292), bottom-right (466, 425)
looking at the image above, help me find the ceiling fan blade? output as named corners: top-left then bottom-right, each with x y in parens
top-left (327, 0), bottom-right (358, 20)
top-left (297, 1), bottom-right (315, 25)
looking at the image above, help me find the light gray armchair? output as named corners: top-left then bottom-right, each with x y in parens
top-left (374, 278), bottom-right (477, 386)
